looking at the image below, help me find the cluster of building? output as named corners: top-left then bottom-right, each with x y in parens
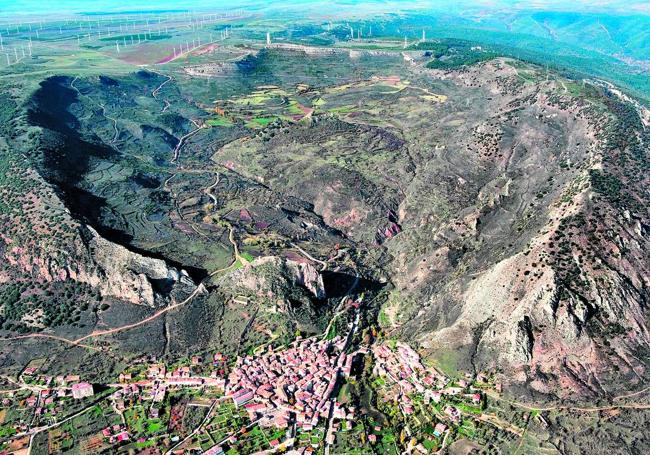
top-left (109, 360), bottom-right (225, 412)
top-left (23, 382), bottom-right (92, 407)
top-left (101, 424), bottom-right (130, 444)
top-left (111, 382), bottom-right (141, 412)
top-left (373, 342), bottom-right (444, 414)
top-left (21, 369), bottom-right (95, 400)
top-left (145, 363), bottom-right (225, 387)
top-left (4, 333), bottom-right (504, 455)
top-left (372, 342), bottom-right (483, 418)
top-left (0, 378), bottom-right (95, 440)
top-left (225, 336), bottom-right (358, 431)
top-left (22, 369), bottom-right (83, 389)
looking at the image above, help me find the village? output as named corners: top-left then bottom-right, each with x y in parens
top-left (225, 335), bottom-right (362, 431)
top-left (0, 322), bottom-right (514, 455)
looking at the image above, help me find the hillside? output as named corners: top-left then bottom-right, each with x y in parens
top-left (0, 35), bottom-right (648, 453)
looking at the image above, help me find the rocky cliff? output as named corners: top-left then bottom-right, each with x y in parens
top-left (2, 220), bottom-right (195, 308)
top-left (0, 164), bottom-right (195, 316)
top-left (216, 256), bottom-right (326, 302)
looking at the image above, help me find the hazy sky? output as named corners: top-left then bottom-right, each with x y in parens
top-left (0, 0), bottom-right (646, 15)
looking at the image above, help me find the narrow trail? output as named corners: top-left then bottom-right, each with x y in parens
top-left (8, 68), bottom-right (313, 354)
top-left (149, 71), bottom-right (239, 276)
top-left (148, 69), bottom-right (173, 114)
top-left (166, 170), bottom-right (221, 239)
top-left (289, 241), bottom-right (328, 271)
top-left (598, 21), bottom-right (615, 43)
top-left (149, 68), bottom-right (204, 166)
top-left (208, 224), bottom-right (242, 277)
top-left (560, 81), bottom-right (568, 94)
top-left (486, 389), bottom-right (650, 414)
top-left (0, 375), bottom-right (44, 393)
top-left (613, 385), bottom-right (650, 401)
top-left (0, 333), bottom-right (99, 351)
top-left (74, 283), bottom-right (207, 344)
top-left (72, 78), bottom-right (120, 145)
top-left (4, 163), bottom-right (235, 349)
top-left (228, 223), bottom-right (241, 262)
top-left (204, 173), bottom-right (220, 205)
top-left (166, 398), bottom-right (225, 455)
top-left (170, 125), bottom-right (204, 164)
top-left (162, 172), bottom-right (176, 191)
top-left (237, 307), bottom-right (260, 357)
top-left (151, 72), bottom-right (173, 100)
top-left (99, 103), bottom-right (119, 144)
top-left (477, 413), bottom-right (523, 437)
top-left (512, 415), bottom-right (531, 455)
top-left (163, 313), bottom-right (171, 357)
top-left (22, 398), bottom-right (101, 453)
top-left (69, 76), bottom-right (82, 97)
top-left (1, 284), bottom-right (207, 350)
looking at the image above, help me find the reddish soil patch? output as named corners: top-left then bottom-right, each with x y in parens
top-left (376, 75), bottom-right (401, 86)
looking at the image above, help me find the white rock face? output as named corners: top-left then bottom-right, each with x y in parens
top-left (219, 256), bottom-right (326, 300)
top-left (286, 260), bottom-right (326, 299)
top-left (37, 226), bottom-right (193, 307)
top-left (83, 226), bottom-right (188, 306)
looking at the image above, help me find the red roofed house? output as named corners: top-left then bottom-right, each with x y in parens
top-left (232, 389), bottom-right (254, 407)
top-left (433, 423), bottom-right (447, 437)
top-left (204, 445), bottom-right (225, 455)
top-left (116, 431), bottom-right (130, 442)
top-left (71, 382), bottom-right (94, 399)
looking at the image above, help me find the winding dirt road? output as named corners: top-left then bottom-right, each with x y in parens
top-left (151, 71), bottom-right (173, 100)
top-left (170, 125), bottom-right (204, 164)
top-left (486, 389), bottom-right (650, 413)
top-left (0, 333), bottom-right (99, 351)
top-left (0, 284), bottom-right (207, 351)
top-left (73, 283), bottom-right (207, 344)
